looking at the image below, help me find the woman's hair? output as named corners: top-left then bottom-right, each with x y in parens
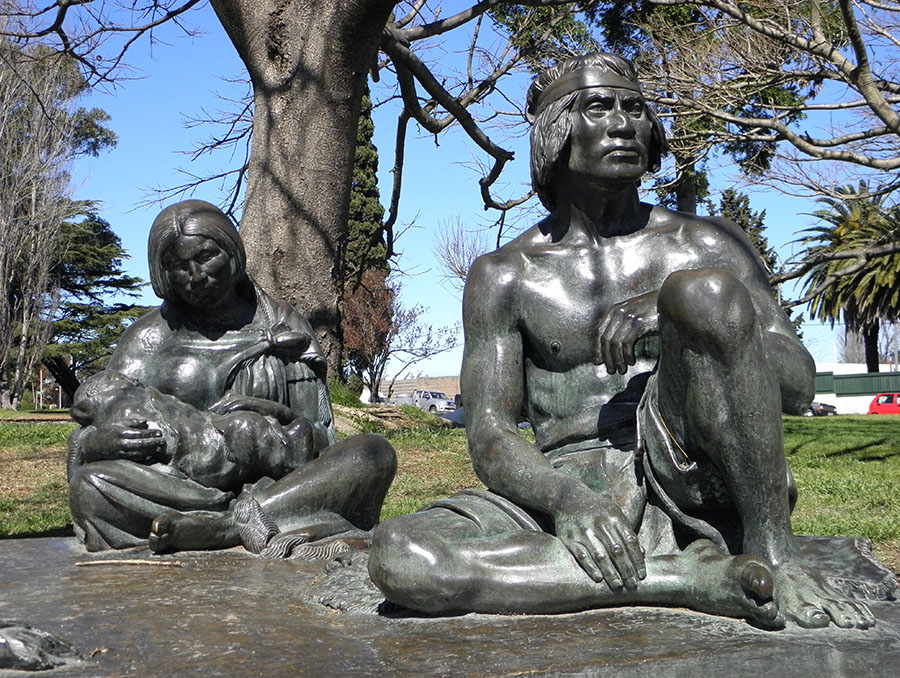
top-left (148, 200), bottom-right (248, 301)
top-left (527, 52), bottom-right (668, 211)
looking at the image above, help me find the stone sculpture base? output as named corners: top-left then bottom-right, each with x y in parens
top-left (1, 537), bottom-right (897, 677)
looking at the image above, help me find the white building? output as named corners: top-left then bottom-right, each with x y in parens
top-left (813, 362), bottom-right (900, 414)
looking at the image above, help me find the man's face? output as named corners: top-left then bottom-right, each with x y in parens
top-left (566, 86), bottom-right (652, 186)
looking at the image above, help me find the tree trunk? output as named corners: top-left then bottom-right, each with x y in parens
top-left (43, 356), bottom-right (80, 402)
top-left (864, 320), bottom-right (880, 373)
top-left (10, 300), bottom-right (36, 410)
top-left (674, 160), bottom-right (697, 214)
top-left (209, 0), bottom-right (397, 376)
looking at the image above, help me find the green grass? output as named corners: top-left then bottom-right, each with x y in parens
top-left (1, 414), bottom-right (898, 571)
top-left (0, 420), bottom-right (74, 447)
top-left (380, 426), bottom-right (480, 520)
top-left (0, 421), bottom-right (75, 538)
top-left (327, 379), bottom-right (364, 408)
top-left (783, 416), bottom-right (900, 553)
top-left (0, 408), bottom-right (70, 420)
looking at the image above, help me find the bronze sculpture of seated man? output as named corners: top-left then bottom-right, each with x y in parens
top-left (367, 53), bottom-right (874, 630)
top-left (68, 200), bottom-right (396, 556)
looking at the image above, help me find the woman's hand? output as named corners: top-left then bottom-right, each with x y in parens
top-left (267, 323), bottom-right (312, 355)
top-left (81, 419), bottom-right (167, 465)
top-left (209, 393), bottom-right (296, 424)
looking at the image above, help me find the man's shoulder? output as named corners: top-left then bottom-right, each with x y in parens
top-left (464, 225), bottom-right (552, 316)
top-left (471, 227), bottom-right (535, 271)
top-left (469, 223), bottom-right (558, 284)
top-left (647, 205), bottom-right (755, 249)
top-left (646, 205), bottom-right (768, 277)
top-left (647, 204), bottom-right (738, 234)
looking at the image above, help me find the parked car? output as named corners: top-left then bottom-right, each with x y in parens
top-left (439, 406), bottom-right (530, 430)
top-left (868, 393), bottom-right (900, 414)
top-left (805, 401), bottom-right (837, 417)
top-left (395, 390), bottom-right (457, 413)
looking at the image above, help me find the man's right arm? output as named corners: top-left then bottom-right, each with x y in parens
top-left (462, 253), bottom-right (645, 590)
top-left (462, 253), bottom-right (549, 497)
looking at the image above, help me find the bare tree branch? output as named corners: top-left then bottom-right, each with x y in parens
top-left (642, 0), bottom-right (900, 191)
top-left (0, 1), bottom-right (204, 85)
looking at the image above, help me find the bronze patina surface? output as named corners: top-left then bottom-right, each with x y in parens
top-left (1, 537), bottom-right (897, 677)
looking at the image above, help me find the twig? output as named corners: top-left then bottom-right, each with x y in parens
top-left (75, 559), bottom-right (183, 568)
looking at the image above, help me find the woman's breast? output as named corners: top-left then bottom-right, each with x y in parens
top-left (151, 344), bottom-right (224, 409)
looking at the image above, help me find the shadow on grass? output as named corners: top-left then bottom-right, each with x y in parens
top-left (822, 438), bottom-right (900, 460)
top-left (0, 525), bottom-right (74, 540)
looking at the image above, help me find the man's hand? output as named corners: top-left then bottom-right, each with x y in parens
top-left (554, 488), bottom-right (646, 590)
top-left (82, 419), bottom-right (167, 465)
top-left (594, 291), bottom-right (658, 374)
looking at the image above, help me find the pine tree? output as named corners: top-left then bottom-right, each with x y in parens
top-left (344, 84), bottom-right (388, 286)
top-left (42, 210), bottom-right (149, 399)
top-left (713, 189), bottom-right (778, 274)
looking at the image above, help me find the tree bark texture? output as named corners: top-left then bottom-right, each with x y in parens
top-left (209, 0), bottom-right (397, 374)
top-left (43, 356), bottom-right (80, 402)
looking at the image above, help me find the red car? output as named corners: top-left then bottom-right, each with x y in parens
top-left (868, 393), bottom-right (900, 414)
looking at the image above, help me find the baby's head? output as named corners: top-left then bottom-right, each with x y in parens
top-left (71, 372), bottom-right (153, 427)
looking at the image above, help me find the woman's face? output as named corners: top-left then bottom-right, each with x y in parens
top-left (163, 233), bottom-right (237, 310)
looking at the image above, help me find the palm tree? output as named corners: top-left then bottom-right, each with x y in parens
top-left (798, 181), bottom-right (900, 372)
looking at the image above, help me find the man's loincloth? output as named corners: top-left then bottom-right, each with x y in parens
top-left (427, 427), bottom-right (677, 557)
top-left (637, 371), bottom-right (732, 552)
top-left (426, 371), bottom-right (736, 555)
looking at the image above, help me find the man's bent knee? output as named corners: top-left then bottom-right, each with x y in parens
top-left (369, 514), bottom-right (467, 613)
top-left (659, 268), bottom-right (756, 353)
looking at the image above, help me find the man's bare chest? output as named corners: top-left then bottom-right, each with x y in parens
top-left (517, 239), bottom-right (702, 369)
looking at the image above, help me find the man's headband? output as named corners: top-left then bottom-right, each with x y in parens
top-left (530, 68), bottom-right (642, 120)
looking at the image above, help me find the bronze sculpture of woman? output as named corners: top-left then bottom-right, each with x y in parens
top-left (68, 200), bottom-right (396, 555)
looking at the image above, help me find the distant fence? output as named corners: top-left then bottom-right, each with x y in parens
top-left (815, 371), bottom-right (900, 397)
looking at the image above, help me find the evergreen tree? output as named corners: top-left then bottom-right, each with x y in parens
top-left (0, 41), bottom-right (117, 408)
top-left (341, 82), bottom-right (390, 386)
top-left (712, 189), bottom-right (778, 275)
top-left (42, 210), bottom-right (149, 399)
top-left (344, 84), bottom-right (388, 286)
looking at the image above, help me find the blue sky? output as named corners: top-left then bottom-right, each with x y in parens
top-left (71, 3), bottom-right (843, 380)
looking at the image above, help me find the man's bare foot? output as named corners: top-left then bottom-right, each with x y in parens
top-left (680, 540), bottom-right (780, 628)
top-left (149, 510), bottom-right (240, 553)
top-left (772, 560), bottom-right (875, 629)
